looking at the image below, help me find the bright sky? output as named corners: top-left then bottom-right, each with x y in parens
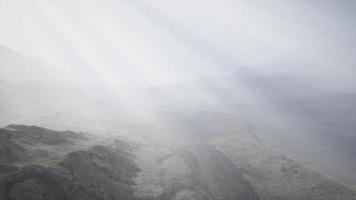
top-left (0, 0), bottom-right (355, 89)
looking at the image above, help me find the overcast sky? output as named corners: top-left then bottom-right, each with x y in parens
top-left (0, 0), bottom-right (355, 89)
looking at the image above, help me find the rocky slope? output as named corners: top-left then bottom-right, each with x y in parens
top-left (0, 124), bottom-right (140, 200)
top-left (131, 111), bottom-right (356, 200)
top-left (0, 114), bottom-right (355, 200)
top-left (145, 68), bottom-right (356, 187)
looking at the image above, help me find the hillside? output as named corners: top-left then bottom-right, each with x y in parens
top-left (1, 120), bottom-right (355, 200)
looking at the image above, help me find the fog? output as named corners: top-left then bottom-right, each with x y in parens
top-left (1, 0), bottom-right (356, 192)
top-left (1, 0), bottom-right (356, 88)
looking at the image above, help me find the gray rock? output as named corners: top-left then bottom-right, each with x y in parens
top-left (0, 125), bottom-right (140, 200)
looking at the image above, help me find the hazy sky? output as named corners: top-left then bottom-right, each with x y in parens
top-left (0, 0), bottom-right (355, 88)
top-left (1, 1), bottom-right (356, 186)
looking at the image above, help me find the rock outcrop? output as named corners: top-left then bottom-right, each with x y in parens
top-left (0, 124), bottom-right (140, 200)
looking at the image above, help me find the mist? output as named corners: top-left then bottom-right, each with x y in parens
top-left (1, 0), bottom-right (356, 199)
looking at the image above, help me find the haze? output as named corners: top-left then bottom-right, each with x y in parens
top-left (1, 0), bottom-right (356, 193)
top-left (0, 0), bottom-right (355, 89)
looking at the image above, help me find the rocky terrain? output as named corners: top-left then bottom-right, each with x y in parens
top-left (1, 112), bottom-right (355, 200)
top-left (132, 111), bottom-right (356, 200)
top-left (0, 124), bottom-right (140, 200)
top-left (1, 43), bottom-right (356, 189)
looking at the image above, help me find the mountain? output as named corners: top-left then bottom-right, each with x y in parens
top-left (1, 44), bottom-right (356, 199)
top-left (0, 44), bottom-right (80, 128)
top-left (1, 121), bottom-right (355, 200)
top-left (144, 68), bottom-right (356, 187)
top-left (0, 124), bottom-right (140, 200)
top-left (0, 45), bottom-right (55, 84)
top-left (0, 44), bottom-right (134, 132)
top-left (132, 111), bottom-right (356, 200)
